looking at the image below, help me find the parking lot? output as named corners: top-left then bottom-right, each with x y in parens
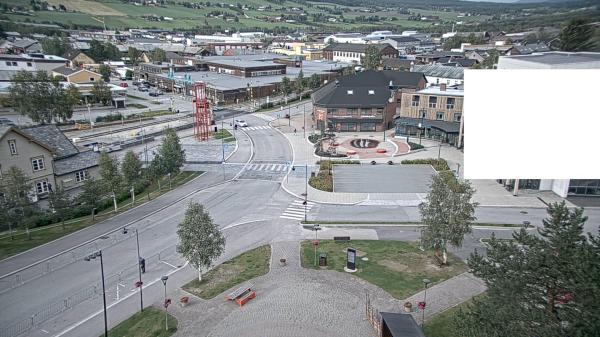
top-left (332, 164), bottom-right (436, 193)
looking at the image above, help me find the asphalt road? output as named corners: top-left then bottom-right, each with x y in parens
top-left (0, 114), bottom-right (295, 337)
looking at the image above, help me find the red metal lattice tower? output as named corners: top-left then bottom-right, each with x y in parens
top-left (193, 82), bottom-right (210, 141)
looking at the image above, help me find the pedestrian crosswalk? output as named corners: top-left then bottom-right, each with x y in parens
top-left (242, 125), bottom-right (272, 131)
top-left (280, 199), bottom-right (316, 220)
top-left (251, 113), bottom-right (277, 122)
top-left (244, 162), bottom-right (289, 172)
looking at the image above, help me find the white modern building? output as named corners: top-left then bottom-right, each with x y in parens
top-left (324, 33), bottom-right (366, 44)
top-left (0, 53), bottom-right (67, 74)
top-left (497, 51), bottom-right (600, 69)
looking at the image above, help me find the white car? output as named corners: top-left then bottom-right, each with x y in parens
top-left (235, 119), bottom-right (248, 127)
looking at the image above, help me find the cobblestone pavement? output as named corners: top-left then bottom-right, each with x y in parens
top-left (171, 241), bottom-right (401, 337)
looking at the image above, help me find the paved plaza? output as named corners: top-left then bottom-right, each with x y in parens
top-left (332, 164), bottom-right (436, 193)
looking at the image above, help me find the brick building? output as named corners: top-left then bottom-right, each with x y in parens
top-left (312, 70), bottom-right (427, 132)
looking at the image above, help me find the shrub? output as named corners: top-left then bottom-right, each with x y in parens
top-left (401, 158), bottom-right (450, 171)
top-left (408, 142), bottom-right (424, 150)
top-left (96, 113), bottom-right (124, 123)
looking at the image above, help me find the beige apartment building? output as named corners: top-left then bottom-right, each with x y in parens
top-left (395, 84), bottom-right (464, 147)
top-left (0, 125), bottom-right (99, 201)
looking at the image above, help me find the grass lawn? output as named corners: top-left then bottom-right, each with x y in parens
top-left (424, 295), bottom-right (480, 337)
top-left (213, 129), bottom-right (235, 143)
top-left (127, 94), bottom-right (149, 101)
top-left (106, 307), bottom-right (177, 337)
top-left (301, 240), bottom-right (467, 299)
top-left (182, 245), bottom-right (271, 299)
top-left (0, 172), bottom-right (201, 259)
top-left (140, 110), bottom-right (176, 118)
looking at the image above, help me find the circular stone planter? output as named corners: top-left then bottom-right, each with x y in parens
top-left (350, 139), bottom-right (379, 149)
top-left (376, 149), bottom-right (387, 153)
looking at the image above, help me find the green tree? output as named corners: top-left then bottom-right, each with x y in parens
top-left (121, 151), bottom-right (142, 187)
top-left (281, 76), bottom-right (292, 97)
top-left (79, 178), bottom-right (104, 215)
top-left (295, 70), bottom-right (305, 98)
top-left (481, 49), bottom-right (499, 69)
top-left (0, 166), bottom-right (39, 239)
top-left (125, 69), bottom-right (134, 79)
top-left (362, 45), bottom-right (381, 70)
top-left (98, 64), bottom-right (111, 82)
top-left (48, 186), bottom-right (72, 229)
top-left (9, 71), bottom-right (80, 123)
top-left (309, 73), bottom-right (321, 89)
top-left (91, 80), bottom-right (112, 106)
top-left (419, 171), bottom-right (478, 264)
top-left (89, 40), bottom-right (121, 61)
top-left (152, 48), bottom-right (167, 62)
top-left (154, 128), bottom-right (185, 176)
top-left (558, 18), bottom-right (594, 52)
top-left (40, 37), bottom-right (72, 57)
top-left (127, 47), bottom-right (141, 65)
top-left (98, 152), bottom-right (122, 195)
top-left (176, 202), bottom-right (225, 281)
top-left (454, 202), bottom-right (600, 337)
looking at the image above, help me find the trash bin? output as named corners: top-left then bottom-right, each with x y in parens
top-left (311, 172), bottom-right (316, 178)
top-left (319, 253), bottom-right (327, 267)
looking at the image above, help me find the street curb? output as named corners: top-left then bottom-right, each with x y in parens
top-left (272, 123), bottom-right (365, 206)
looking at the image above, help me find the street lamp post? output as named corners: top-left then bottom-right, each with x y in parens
top-left (419, 110), bottom-right (426, 145)
top-left (161, 275), bottom-right (169, 331)
top-left (421, 278), bottom-right (431, 327)
top-left (123, 227), bottom-right (144, 312)
top-left (85, 251), bottom-right (108, 337)
top-left (303, 104), bottom-right (306, 139)
top-left (313, 224), bottom-right (321, 266)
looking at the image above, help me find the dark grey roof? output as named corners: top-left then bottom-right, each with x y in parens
top-left (54, 150), bottom-right (99, 175)
top-left (0, 125), bottom-right (10, 139)
top-left (380, 312), bottom-right (425, 337)
top-left (52, 65), bottom-right (78, 76)
top-left (323, 43), bottom-right (396, 53)
top-left (438, 58), bottom-right (476, 67)
top-left (313, 70), bottom-right (425, 108)
top-left (396, 117), bottom-right (461, 133)
top-left (390, 36), bottom-right (420, 43)
top-left (382, 58), bottom-right (414, 69)
top-left (22, 125), bottom-right (79, 159)
top-left (420, 51), bottom-right (465, 59)
top-left (512, 43), bottom-right (550, 55)
top-left (412, 64), bottom-right (464, 79)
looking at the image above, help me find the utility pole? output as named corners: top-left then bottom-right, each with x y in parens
top-left (303, 104), bottom-right (306, 139)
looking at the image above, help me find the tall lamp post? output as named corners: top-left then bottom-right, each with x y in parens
top-left (123, 227), bottom-right (143, 312)
top-left (420, 278), bottom-right (431, 327)
top-left (313, 224), bottom-right (321, 266)
top-left (418, 109), bottom-right (426, 145)
top-left (161, 275), bottom-right (169, 331)
top-left (85, 251), bottom-right (108, 337)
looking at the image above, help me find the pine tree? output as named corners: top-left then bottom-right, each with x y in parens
top-left (455, 202), bottom-right (600, 337)
top-left (176, 202), bottom-right (225, 281)
top-left (419, 171), bottom-right (477, 264)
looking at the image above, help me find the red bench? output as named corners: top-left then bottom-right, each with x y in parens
top-left (225, 284), bottom-right (256, 307)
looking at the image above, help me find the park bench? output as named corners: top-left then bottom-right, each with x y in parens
top-left (225, 284), bottom-right (256, 307)
top-left (333, 236), bottom-right (351, 241)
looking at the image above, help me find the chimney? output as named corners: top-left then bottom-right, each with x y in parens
top-left (440, 83), bottom-right (446, 91)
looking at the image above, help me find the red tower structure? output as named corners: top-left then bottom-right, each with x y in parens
top-left (193, 82), bottom-right (210, 141)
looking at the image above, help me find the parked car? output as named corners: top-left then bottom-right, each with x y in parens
top-left (138, 86), bottom-right (148, 92)
top-left (212, 106), bottom-right (223, 112)
top-left (149, 91), bottom-right (159, 97)
top-left (119, 82), bottom-right (128, 88)
top-left (234, 119), bottom-right (248, 127)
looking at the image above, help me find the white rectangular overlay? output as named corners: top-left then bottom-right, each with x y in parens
top-left (464, 69), bottom-right (600, 179)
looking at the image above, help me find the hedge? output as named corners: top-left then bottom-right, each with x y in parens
top-left (408, 142), bottom-right (424, 150)
top-left (401, 158), bottom-right (449, 171)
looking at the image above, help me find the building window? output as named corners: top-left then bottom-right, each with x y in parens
top-left (75, 170), bottom-right (89, 182)
top-left (31, 157), bottom-right (45, 171)
top-left (361, 123), bottom-right (376, 131)
top-left (348, 108), bottom-right (358, 115)
top-left (568, 179), bottom-right (600, 196)
top-left (5, 61), bottom-right (10, 66)
top-left (36, 180), bottom-right (49, 194)
top-left (27, 62), bottom-right (32, 67)
top-left (361, 108), bottom-right (371, 115)
top-left (376, 108), bottom-right (384, 114)
top-left (446, 97), bottom-right (455, 110)
top-left (90, 77), bottom-right (95, 82)
top-left (8, 139), bottom-right (17, 155)
top-left (411, 96), bottom-right (420, 107)
top-left (428, 97), bottom-right (437, 108)
top-left (347, 90), bottom-right (353, 95)
top-left (327, 108), bottom-right (337, 115)
top-left (453, 113), bottom-right (462, 122)
top-left (368, 90), bottom-right (375, 95)
top-left (436, 112), bottom-right (444, 120)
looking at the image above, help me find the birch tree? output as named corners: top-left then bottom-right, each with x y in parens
top-left (176, 202), bottom-right (225, 281)
top-left (419, 171), bottom-right (477, 264)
